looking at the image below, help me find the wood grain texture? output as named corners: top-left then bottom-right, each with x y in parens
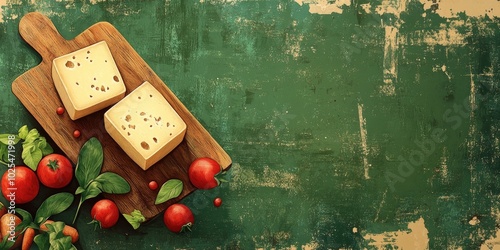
top-left (11, 12), bottom-right (232, 220)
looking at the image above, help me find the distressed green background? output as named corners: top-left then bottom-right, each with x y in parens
top-left (1, 0), bottom-right (500, 249)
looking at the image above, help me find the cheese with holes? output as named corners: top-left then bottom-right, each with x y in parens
top-left (52, 41), bottom-right (126, 120)
top-left (104, 81), bottom-right (187, 170)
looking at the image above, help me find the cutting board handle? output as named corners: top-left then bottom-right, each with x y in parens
top-left (19, 12), bottom-right (68, 62)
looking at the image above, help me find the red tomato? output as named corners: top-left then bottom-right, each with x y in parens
top-left (73, 130), bottom-right (81, 138)
top-left (56, 107), bottom-right (65, 115)
top-left (91, 199), bottom-right (119, 229)
top-left (213, 197), bottom-right (222, 207)
top-left (37, 154), bottom-right (73, 188)
top-left (1, 166), bottom-right (39, 204)
top-left (188, 157), bottom-right (221, 189)
top-left (163, 204), bottom-right (194, 233)
top-left (148, 181), bottom-right (158, 190)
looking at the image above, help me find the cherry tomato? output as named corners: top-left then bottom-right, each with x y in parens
top-left (188, 157), bottom-right (221, 189)
top-left (213, 197), bottom-right (222, 207)
top-left (56, 107), bottom-right (65, 115)
top-left (73, 130), bottom-right (81, 138)
top-left (163, 204), bottom-right (194, 233)
top-left (1, 166), bottom-right (39, 204)
top-left (37, 154), bottom-right (73, 188)
top-left (148, 181), bottom-right (158, 190)
top-left (91, 199), bottom-right (119, 229)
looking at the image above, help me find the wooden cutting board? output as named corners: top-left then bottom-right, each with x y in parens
top-left (11, 12), bottom-right (232, 221)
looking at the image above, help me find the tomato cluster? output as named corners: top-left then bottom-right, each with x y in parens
top-left (162, 157), bottom-right (224, 233)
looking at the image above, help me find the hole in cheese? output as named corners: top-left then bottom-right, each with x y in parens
top-left (113, 76), bottom-right (119, 82)
top-left (153, 137), bottom-right (158, 143)
top-left (140, 112), bottom-right (146, 116)
top-left (72, 56), bottom-right (76, 59)
top-left (76, 82), bottom-right (79, 86)
top-left (143, 118), bottom-right (148, 122)
top-left (125, 115), bottom-right (131, 122)
top-left (141, 141), bottom-right (150, 150)
top-left (101, 85), bottom-right (106, 92)
top-left (121, 125), bottom-right (126, 130)
top-left (89, 95), bottom-right (93, 98)
top-left (128, 124), bottom-right (135, 129)
top-left (87, 50), bottom-right (90, 54)
top-left (127, 132), bottom-right (131, 136)
top-left (65, 61), bottom-right (74, 68)
top-left (138, 96), bottom-right (142, 100)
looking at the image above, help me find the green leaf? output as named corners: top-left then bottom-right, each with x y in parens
top-left (75, 186), bottom-right (85, 195)
top-left (123, 210), bottom-right (146, 230)
top-left (22, 144), bottom-right (42, 171)
top-left (75, 137), bottom-right (103, 188)
top-left (95, 172), bottom-right (130, 194)
top-left (35, 193), bottom-right (74, 225)
top-left (15, 208), bottom-right (34, 232)
top-left (0, 232), bottom-right (15, 249)
top-left (0, 134), bottom-right (20, 145)
top-left (24, 128), bottom-right (40, 144)
top-left (155, 179), bottom-right (183, 205)
top-left (37, 137), bottom-right (53, 155)
top-left (34, 233), bottom-right (50, 250)
top-left (0, 143), bottom-right (7, 163)
top-left (18, 125), bottom-right (29, 140)
top-left (44, 222), bottom-right (75, 250)
top-left (81, 181), bottom-right (102, 201)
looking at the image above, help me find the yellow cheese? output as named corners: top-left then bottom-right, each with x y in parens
top-left (52, 41), bottom-right (126, 120)
top-left (104, 81), bottom-right (187, 170)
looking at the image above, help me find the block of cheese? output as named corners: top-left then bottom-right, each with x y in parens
top-left (52, 41), bottom-right (126, 120)
top-left (104, 81), bottom-right (187, 170)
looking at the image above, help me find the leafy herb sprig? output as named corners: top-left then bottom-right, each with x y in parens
top-left (72, 137), bottom-right (130, 223)
top-left (123, 210), bottom-right (146, 230)
top-left (0, 193), bottom-right (76, 250)
top-left (0, 125), bottom-right (53, 170)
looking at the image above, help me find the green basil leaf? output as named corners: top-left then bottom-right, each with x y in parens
top-left (34, 233), bottom-right (50, 250)
top-left (81, 181), bottom-right (102, 201)
top-left (35, 193), bottom-right (74, 225)
top-left (22, 144), bottom-right (42, 171)
top-left (75, 186), bottom-right (85, 195)
top-left (18, 125), bottom-right (29, 140)
top-left (123, 209), bottom-right (146, 230)
top-left (95, 172), bottom-right (130, 194)
top-left (15, 208), bottom-right (33, 232)
top-left (155, 179), bottom-right (183, 205)
top-left (24, 128), bottom-right (40, 144)
top-left (75, 137), bottom-right (103, 188)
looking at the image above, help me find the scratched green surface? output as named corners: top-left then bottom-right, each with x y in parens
top-left (1, 0), bottom-right (500, 249)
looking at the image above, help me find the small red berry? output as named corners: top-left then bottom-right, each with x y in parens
top-left (56, 107), bottom-right (65, 115)
top-left (148, 181), bottom-right (158, 190)
top-left (213, 197), bottom-right (222, 207)
top-left (73, 129), bottom-right (81, 138)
